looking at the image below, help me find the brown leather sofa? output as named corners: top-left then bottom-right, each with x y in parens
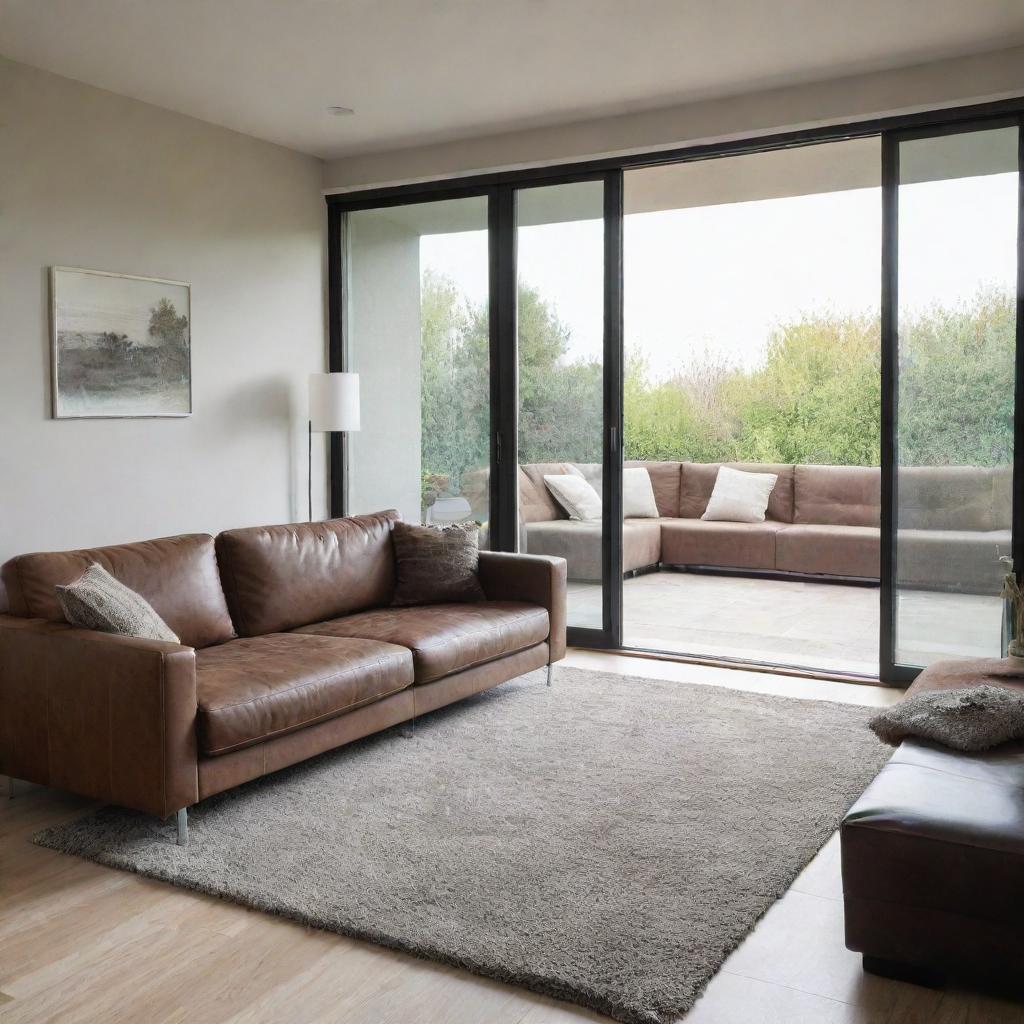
top-left (0, 510), bottom-right (566, 844)
top-left (841, 658), bottom-right (1024, 987)
top-left (518, 460), bottom-right (1010, 593)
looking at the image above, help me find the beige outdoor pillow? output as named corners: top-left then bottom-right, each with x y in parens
top-left (544, 473), bottom-right (602, 522)
top-left (702, 466), bottom-right (778, 523)
top-left (623, 467), bottom-right (659, 518)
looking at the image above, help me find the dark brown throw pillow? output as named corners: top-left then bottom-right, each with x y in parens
top-left (391, 521), bottom-right (486, 607)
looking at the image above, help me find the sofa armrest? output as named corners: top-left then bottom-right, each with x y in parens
top-left (0, 614), bottom-right (198, 818)
top-left (477, 552), bottom-right (567, 662)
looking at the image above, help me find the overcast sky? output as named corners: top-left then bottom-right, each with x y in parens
top-left (421, 172), bottom-right (1017, 381)
top-left (55, 270), bottom-right (189, 343)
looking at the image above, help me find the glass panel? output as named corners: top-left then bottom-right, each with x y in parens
top-left (516, 181), bottom-right (606, 629)
top-left (346, 197), bottom-right (491, 541)
top-left (894, 126), bottom-right (1019, 668)
top-left (622, 139), bottom-right (882, 673)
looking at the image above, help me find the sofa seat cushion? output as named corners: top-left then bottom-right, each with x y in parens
top-left (776, 524), bottom-right (879, 579)
top-left (524, 519), bottom-right (661, 581)
top-left (294, 601), bottom-right (549, 684)
top-left (196, 633), bottom-right (413, 756)
top-left (660, 519), bottom-right (785, 571)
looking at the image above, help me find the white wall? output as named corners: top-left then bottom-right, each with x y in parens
top-left (323, 45), bottom-right (1024, 192)
top-left (0, 58), bottom-right (327, 564)
top-left (344, 211), bottom-right (422, 524)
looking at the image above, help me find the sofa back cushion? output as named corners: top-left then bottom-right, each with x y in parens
top-left (216, 510), bottom-right (399, 636)
top-left (794, 465), bottom-right (881, 527)
top-left (679, 463), bottom-right (795, 522)
top-left (625, 461), bottom-right (682, 517)
top-left (897, 466), bottom-right (1008, 531)
top-left (3, 534), bottom-right (234, 649)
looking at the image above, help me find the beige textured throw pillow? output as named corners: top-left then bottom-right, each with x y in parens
top-left (869, 685), bottom-right (1024, 752)
top-left (544, 473), bottom-right (602, 522)
top-left (391, 521), bottom-right (486, 607)
top-left (56, 563), bottom-right (179, 643)
top-left (623, 467), bottom-right (659, 518)
top-left (701, 466), bottom-right (778, 523)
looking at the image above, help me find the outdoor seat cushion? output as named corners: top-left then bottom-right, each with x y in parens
top-left (775, 524), bottom-right (879, 579)
top-left (524, 518), bottom-right (661, 581)
top-left (660, 519), bottom-right (786, 571)
top-left (294, 601), bottom-right (549, 684)
top-left (196, 633), bottom-right (413, 756)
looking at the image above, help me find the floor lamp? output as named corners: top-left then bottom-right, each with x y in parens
top-left (308, 372), bottom-right (360, 521)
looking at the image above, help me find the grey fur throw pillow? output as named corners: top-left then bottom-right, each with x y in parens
top-left (391, 521), bottom-right (486, 607)
top-left (869, 685), bottom-right (1024, 752)
top-left (56, 563), bottom-right (179, 643)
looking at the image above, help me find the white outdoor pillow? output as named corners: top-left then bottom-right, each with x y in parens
top-left (623, 467), bottom-right (659, 519)
top-left (544, 473), bottom-right (602, 522)
top-left (701, 466), bottom-right (778, 523)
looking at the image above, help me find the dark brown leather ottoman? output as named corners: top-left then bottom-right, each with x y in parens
top-left (841, 659), bottom-right (1024, 988)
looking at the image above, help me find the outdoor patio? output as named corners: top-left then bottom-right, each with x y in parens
top-left (567, 572), bottom-right (1003, 675)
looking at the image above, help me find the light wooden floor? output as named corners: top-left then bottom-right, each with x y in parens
top-left (2, 651), bottom-right (1020, 1024)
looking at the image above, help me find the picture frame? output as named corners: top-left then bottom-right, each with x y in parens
top-left (50, 266), bottom-right (192, 419)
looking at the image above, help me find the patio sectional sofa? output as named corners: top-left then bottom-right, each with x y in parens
top-left (519, 460), bottom-right (1010, 593)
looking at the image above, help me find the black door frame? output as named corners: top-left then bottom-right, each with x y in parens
top-left (879, 115), bottom-right (1024, 684)
top-left (327, 94), bottom-right (1024, 678)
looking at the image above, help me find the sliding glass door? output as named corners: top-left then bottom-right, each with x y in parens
top-left (882, 122), bottom-right (1022, 680)
top-left (337, 178), bottom-right (622, 645)
top-left (330, 105), bottom-right (1022, 683)
top-left (513, 179), bottom-right (621, 637)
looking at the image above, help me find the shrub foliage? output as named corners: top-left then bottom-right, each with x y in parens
top-left (419, 269), bottom-right (1014, 489)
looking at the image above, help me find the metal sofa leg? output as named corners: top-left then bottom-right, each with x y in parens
top-left (176, 807), bottom-right (189, 846)
top-left (6, 776), bottom-right (15, 799)
top-left (546, 664), bottom-right (553, 687)
top-left (400, 715), bottom-right (416, 739)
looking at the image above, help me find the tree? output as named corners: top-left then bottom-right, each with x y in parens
top-left (97, 331), bottom-right (133, 359)
top-left (148, 298), bottom-right (189, 348)
top-left (418, 271), bottom-right (1014, 485)
top-left (419, 272), bottom-right (605, 490)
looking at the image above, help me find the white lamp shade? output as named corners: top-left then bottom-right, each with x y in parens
top-left (309, 372), bottom-right (360, 432)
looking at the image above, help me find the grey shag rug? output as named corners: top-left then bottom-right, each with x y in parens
top-left (34, 666), bottom-right (889, 1024)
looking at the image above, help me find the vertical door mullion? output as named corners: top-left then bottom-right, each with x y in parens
top-left (327, 203), bottom-right (347, 517)
top-left (1013, 118), bottom-right (1024, 578)
top-left (879, 133), bottom-right (899, 683)
top-left (603, 170), bottom-right (624, 645)
top-left (489, 187), bottom-right (519, 553)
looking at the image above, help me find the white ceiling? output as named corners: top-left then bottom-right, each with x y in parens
top-left (3, 0), bottom-right (1024, 161)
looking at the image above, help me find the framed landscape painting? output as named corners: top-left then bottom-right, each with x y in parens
top-left (51, 266), bottom-right (192, 418)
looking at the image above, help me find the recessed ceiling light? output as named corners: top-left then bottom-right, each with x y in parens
top-left (326, 105), bottom-right (355, 116)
